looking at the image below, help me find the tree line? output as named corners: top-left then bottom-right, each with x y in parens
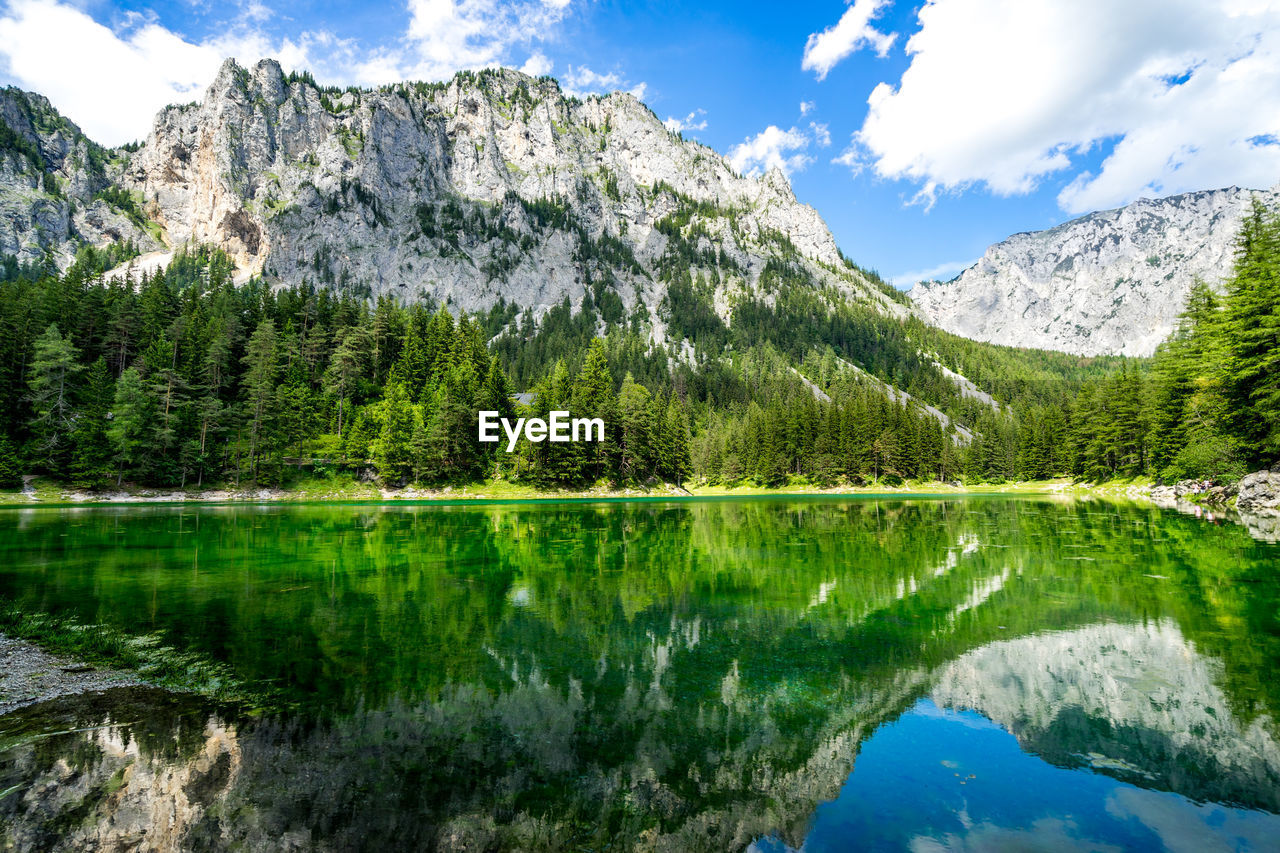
top-left (1, 200), bottom-right (1276, 492)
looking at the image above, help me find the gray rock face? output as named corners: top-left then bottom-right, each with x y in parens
top-left (0, 88), bottom-right (161, 267)
top-left (108, 58), bottom-right (903, 324)
top-left (1149, 478), bottom-right (1235, 505)
top-left (911, 187), bottom-right (1280, 356)
top-left (933, 620), bottom-right (1280, 811)
top-left (1, 60), bottom-right (908, 339)
top-left (1237, 469), bottom-right (1280, 516)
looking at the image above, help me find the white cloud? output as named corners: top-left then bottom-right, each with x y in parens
top-left (810, 121), bottom-right (831, 147)
top-left (400, 0), bottom-right (571, 82)
top-left (799, 99), bottom-right (815, 116)
top-left (802, 0), bottom-right (897, 80)
top-left (729, 125), bottom-right (813, 177)
top-left (562, 64), bottom-right (647, 100)
top-left (0, 0), bottom-right (583, 146)
top-left (664, 109), bottom-right (707, 134)
top-left (0, 0), bottom-right (325, 144)
top-left (845, 0), bottom-right (1280, 214)
top-left (892, 258), bottom-right (975, 288)
top-left (520, 52), bottom-right (553, 77)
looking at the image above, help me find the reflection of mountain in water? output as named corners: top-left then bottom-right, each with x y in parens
top-left (1, 675), bottom-right (932, 851)
top-left (0, 690), bottom-right (241, 852)
top-left (8, 623), bottom-right (1278, 850)
top-left (932, 621), bottom-right (1280, 812)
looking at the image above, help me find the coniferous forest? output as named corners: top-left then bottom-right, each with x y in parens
top-left (1, 202), bottom-right (1277, 494)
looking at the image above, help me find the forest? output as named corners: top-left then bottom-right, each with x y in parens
top-left (0, 201), bottom-right (1276, 493)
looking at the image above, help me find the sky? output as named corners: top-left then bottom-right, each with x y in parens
top-left (2, 0), bottom-right (1278, 288)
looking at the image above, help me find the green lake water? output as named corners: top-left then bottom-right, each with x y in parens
top-left (1, 496), bottom-right (1279, 851)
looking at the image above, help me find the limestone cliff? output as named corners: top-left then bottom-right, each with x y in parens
top-left (108, 58), bottom-right (902, 322)
top-left (911, 187), bottom-right (1280, 356)
top-left (0, 87), bottom-right (161, 267)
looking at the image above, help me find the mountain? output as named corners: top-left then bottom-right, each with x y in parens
top-left (2, 58), bottom-right (1202, 490)
top-left (910, 186), bottom-right (1280, 357)
top-left (1, 58), bottom-right (905, 326)
top-left (0, 88), bottom-right (162, 268)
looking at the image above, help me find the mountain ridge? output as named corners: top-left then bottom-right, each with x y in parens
top-left (2, 58), bottom-right (908, 332)
top-left (911, 185), bottom-right (1280, 356)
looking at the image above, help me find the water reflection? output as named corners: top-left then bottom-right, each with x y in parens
top-left (0, 497), bottom-right (1278, 850)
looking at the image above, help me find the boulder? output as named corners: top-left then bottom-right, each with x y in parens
top-left (1236, 469), bottom-right (1280, 515)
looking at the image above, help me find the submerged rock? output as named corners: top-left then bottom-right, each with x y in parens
top-left (0, 634), bottom-right (141, 713)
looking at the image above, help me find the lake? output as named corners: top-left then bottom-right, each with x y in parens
top-left (1, 497), bottom-right (1278, 851)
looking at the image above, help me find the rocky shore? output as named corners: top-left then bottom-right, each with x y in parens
top-left (1148, 467), bottom-right (1280, 514)
top-left (1237, 468), bottom-right (1280, 515)
top-left (0, 634), bottom-right (141, 714)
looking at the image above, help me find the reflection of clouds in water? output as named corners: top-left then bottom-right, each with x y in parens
top-left (908, 817), bottom-right (1124, 852)
top-left (807, 579), bottom-right (838, 609)
top-left (1105, 787), bottom-right (1280, 853)
top-left (947, 568), bottom-right (1010, 623)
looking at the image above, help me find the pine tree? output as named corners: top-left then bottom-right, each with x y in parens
top-left (108, 367), bottom-right (153, 485)
top-left (870, 429), bottom-right (897, 484)
top-left (325, 326), bottom-right (369, 442)
top-left (374, 383), bottom-right (416, 484)
top-left (663, 395), bottom-right (692, 487)
top-left (1223, 200), bottom-right (1280, 464)
top-left (617, 373), bottom-right (653, 482)
top-left (26, 323), bottom-right (83, 474)
top-left (572, 339), bottom-right (619, 482)
top-left (430, 362), bottom-right (482, 481)
top-left (395, 321), bottom-right (429, 398)
top-left (0, 434), bottom-right (22, 489)
top-left (242, 319), bottom-right (280, 481)
top-left (70, 357), bottom-right (115, 488)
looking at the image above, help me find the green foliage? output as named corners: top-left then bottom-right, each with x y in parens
top-left (0, 434), bottom-right (21, 488)
top-left (94, 186), bottom-right (150, 230)
top-left (0, 197), bottom-right (1276, 492)
top-left (0, 115), bottom-right (42, 173)
top-left (1144, 199), bottom-right (1280, 479)
top-left (107, 367), bottom-right (153, 485)
top-left (26, 324), bottom-right (82, 474)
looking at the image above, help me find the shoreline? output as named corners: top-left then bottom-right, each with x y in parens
top-left (2, 476), bottom-right (1156, 507)
top-left (0, 633), bottom-right (143, 715)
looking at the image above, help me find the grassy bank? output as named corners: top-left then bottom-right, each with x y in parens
top-left (0, 474), bottom-right (1156, 506)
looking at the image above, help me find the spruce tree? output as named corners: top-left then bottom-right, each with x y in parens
top-left (617, 373), bottom-right (653, 482)
top-left (1223, 200), bottom-right (1280, 464)
top-left (242, 319), bottom-right (280, 481)
top-left (108, 367), bottom-right (153, 485)
top-left (70, 357), bottom-right (115, 489)
top-left (572, 339), bottom-right (620, 482)
top-left (0, 434), bottom-right (21, 489)
top-left (375, 383), bottom-right (416, 484)
top-left (26, 323), bottom-right (83, 474)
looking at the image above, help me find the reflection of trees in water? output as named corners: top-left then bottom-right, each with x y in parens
top-left (1, 499), bottom-right (1279, 849)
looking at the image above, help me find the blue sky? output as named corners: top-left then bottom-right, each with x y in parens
top-left (2, 0), bottom-right (1278, 287)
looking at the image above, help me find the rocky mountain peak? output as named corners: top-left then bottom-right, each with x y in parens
top-left (910, 185), bottom-right (1280, 357)
top-left (0, 87), bottom-right (161, 268)
top-left (98, 56), bottom-right (897, 324)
